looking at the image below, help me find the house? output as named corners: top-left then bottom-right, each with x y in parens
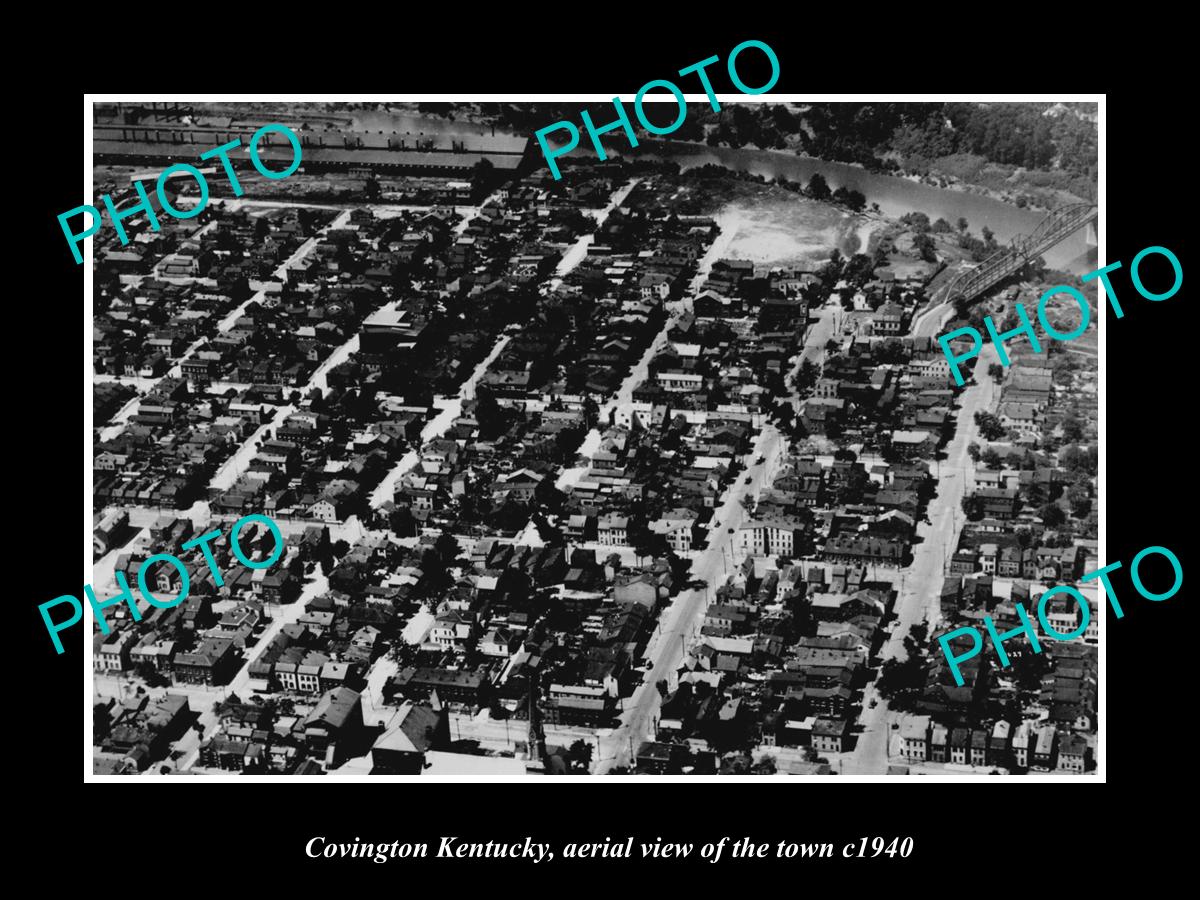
top-left (704, 603), bottom-right (750, 635)
top-left (872, 302), bottom-right (904, 335)
top-left (172, 636), bottom-right (239, 686)
top-left (639, 272), bottom-right (673, 301)
top-left (739, 515), bottom-right (805, 559)
top-left (613, 572), bottom-right (659, 610)
top-left (1057, 732), bottom-right (1088, 774)
top-left (821, 535), bottom-right (906, 567)
top-left (431, 610), bottom-right (475, 650)
top-left (95, 632), bottom-right (134, 673)
top-left (979, 543), bottom-right (999, 574)
top-left (545, 683), bottom-right (615, 727)
top-left (899, 715), bottom-right (930, 761)
top-left (950, 549), bottom-right (979, 574)
top-left (370, 703), bottom-right (446, 774)
top-left (930, 725), bottom-right (948, 763)
top-left (976, 488), bottom-right (1019, 521)
top-left (636, 741), bottom-right (683, 774)
top-left (810, 717), bottom-right (850, 754)
top-left (988, 720), bottom-right (1011, 767)
top-left (650, 508), bottom-right (700, 553)
top-left (998, 545), bottom-right (1031, 577)
top-left (597, 513), bottom-right (628, 547)
top-left (479, 627), bottom-right (518, 658)
top-left (564, 514), bottom-right (597, 542)
top-left (1032, 724), bottom-right (1057, 770)
top-left (1011, 722), bottom-right (1031, 769)
top-left (949, 728), bottom-right (970, 765)
top-left (303, 687), bottom-right (362, 762)
top-left (389, 667), bottom-right (485, 707)
top-left (970, 730), bottom-right (988, 766)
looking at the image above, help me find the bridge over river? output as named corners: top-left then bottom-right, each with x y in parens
top-left (938, 202), bottom-right (1098, 305)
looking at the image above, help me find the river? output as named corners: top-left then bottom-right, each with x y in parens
top-left (622, 141), bottom-right (1095, 273)
top-left (338, 112), bottom-right (1096, 272)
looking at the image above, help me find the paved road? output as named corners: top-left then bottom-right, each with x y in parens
top-left (844, 362), bottom-right (997, 775)
top-left (593, 287), bottom-right (832, 773)
top-left (368, 334), bottom-right (511, 510)
top-left (784, 300), bottom-right (838, 410)
top-left (594, 420), bottom-right (794, 774)
top-left (546, 179), bottom-right (641, 291)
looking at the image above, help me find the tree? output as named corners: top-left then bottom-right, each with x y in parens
top-left (876, 654), bottom-right (926, 701)
top-left (389, 505), bottom-right (417, 537)
top-left (931, 217), bottom-right (953, 234)
top-left (567, 739), bottom-right (594, 772)
top-left (772, 400), bottom-right (794, 429)
top-left (912, 232), bottom-right (937, 263)
top-left (751, 755), bottom-right (778, 775)
top-left (899, 211), bottom-right (931, 232)
top-left (1061, 415), bottom-right (1085, 443)
top-left (843, 252), bottom-right (876, 286)
top-left (956, 216), bottom-right (969, 233)
top-left (961, 494), bottom-right (984, 521)
top-left (1011, 647), bottom-right (1049, 692)
top-left (967, 442), bottom-right (981, 463)
top-left (1067, 482), bottom-right (1092, 518)
top-left (832, 186), bottom-right (866, 212)
top-left (434, 528), bottom-right (460, 563)
top-left (980, 447), bottom-right (1003, 469)
top-left (974, 411), bottom-right (1006, 441)
top-left (1040, 502), bottom-right (1066, 528)
top-left (473, 385), bottom-right (507, 441)
top-left (987, 363), bottom-right (1005, 384)
top-left (1060, 443), bottom-right (1098, 476)
top-left (807, 173), bottom-right (831, 201)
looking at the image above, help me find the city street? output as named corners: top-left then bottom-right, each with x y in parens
top-left (593, 286), bottom-right (833, 773)
top-left (845, 362), bottom-right (997, 775)
top-left (368, 333), bottom-right (511, 509)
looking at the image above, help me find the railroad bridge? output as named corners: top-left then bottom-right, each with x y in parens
top-left (940, 202), bottom-right (1098, 304)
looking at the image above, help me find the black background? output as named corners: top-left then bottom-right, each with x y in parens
top-left (20, 24), bottom-right (1190, 881)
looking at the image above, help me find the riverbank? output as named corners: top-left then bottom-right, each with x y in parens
top-left (648, 139), bottom-right (1090, 215)
top-left (888, 160), bottom-right (1093, 215)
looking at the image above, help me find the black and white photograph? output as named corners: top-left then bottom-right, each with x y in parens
top-left (79, 97), bottom-right (1104, 781)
